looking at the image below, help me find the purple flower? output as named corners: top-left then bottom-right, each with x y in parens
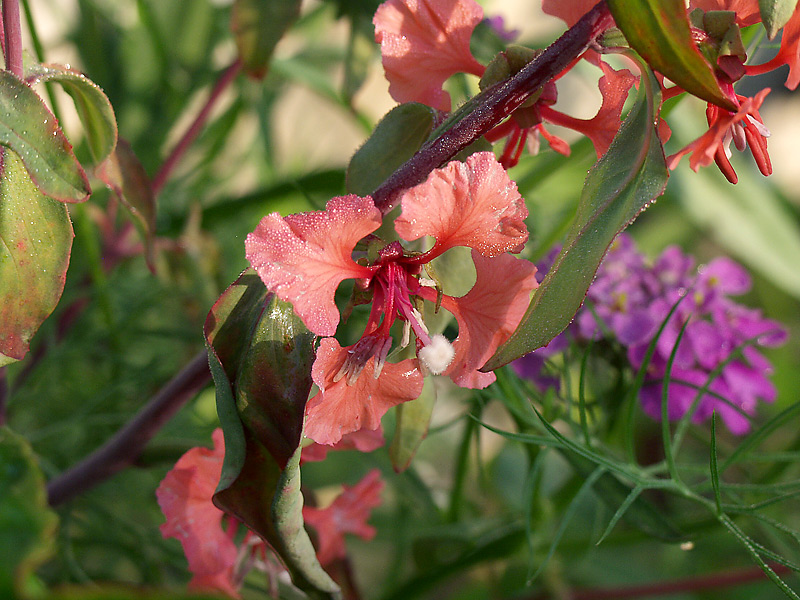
top-left (512, 234), bottom-right (787, 434)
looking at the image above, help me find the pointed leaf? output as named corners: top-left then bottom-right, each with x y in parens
top-left (760, 0), bottom-right (800, 38)
top-left (608, 0), bottom-right (737, 111)
top-left (390, 377), bottom-right (436, 472)
top-left (0, 71), bottom-right (90, 202)
top-left (483, 68), bottom-right (668, 370)
top-left (26, 63), bottom-right (118, 164)
top-left (204, 270), bottom-right (340, 599)
top-left (0, 148), bottom-right (73, 366)
top-left (95, 139), bottom-right (157, 270)
top-left (231, 0), bottom-right (302, 78)
top-left (346, 103), bottom-right (436, 195)
top-left (0, 427), bottom-right (59, 596)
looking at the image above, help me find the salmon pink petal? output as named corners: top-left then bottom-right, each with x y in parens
top-left (441, 251), bottom-right (538, 388)
top-left (303, 470), bottom-right (384, 565)
top-left (689, 0), bottom-right (762, 26)
top-left (245, 195), bottom-right (381, 336)
top-left (373, 0), bottom-right (485, 111)
top-left (156, 429), bottom-right (240, 598)
top-left (777, 8), bottom-right (800, 90)
top-left (542, 0), bottom-right (598, 27)
top-left (301, 427), bottom-right (385, 463)
top-left (305, 338), bottom-right (424, 445)
top-left (395, 152), bottom-right (528, 258)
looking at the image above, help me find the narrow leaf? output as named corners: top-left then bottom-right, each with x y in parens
top-left (95, 139), bottom-right (157, 270)
top-left (607, 0), bottom-right (737, 110)
top-left (760, 0), bottom-right (800, 39)
top-left (204, 270), bottom-right (340, 599)
top-left (484, 67), bottom-right (668, 370)
top-left (346, 103), bottom-right (436, 196)
top-left (26, 63), bottom-right (118, 164)
top-left (0, 148), bottom-right (73, 366)
top-left (0, 427), bottom-right (59, 596)
top-left (710, 414), bottom-right (723, 514)
top-left (231, 0), bottom-right (302, 78)
top-left (0, 71), bottom-right (90, 202)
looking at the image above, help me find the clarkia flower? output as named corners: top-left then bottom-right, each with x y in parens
top-left (667, 89), bottom-right (772, 184)
top-left (514, 235), bottom-right (786, 434)
top-left (246, 152), bottom-right (537, 445)
top-left (157, 430), bottom-right (387, 596)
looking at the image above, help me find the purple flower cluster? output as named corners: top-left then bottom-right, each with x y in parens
top-left (513, 234), bottom-right (787, 433)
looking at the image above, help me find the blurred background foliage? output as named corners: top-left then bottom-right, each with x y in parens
top-left (3, 0), bottom-right (800, 598)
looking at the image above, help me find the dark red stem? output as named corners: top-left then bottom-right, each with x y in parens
top-left (531, 563), bottom-right (792, 600)
top-left (2, 0), bottom-right (23, 77)
top-left (47, 350), bottom-right (211, 506)
top-left (151, 59), bottom-right (242, 196)
top-left (371, 0), bottom-right (613, 214)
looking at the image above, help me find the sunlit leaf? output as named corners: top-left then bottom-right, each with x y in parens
top-left (608, 0), bottom-right (737, 111)
top-left (484, 68), bottom-right (668, 369)
top-left (760, 0), bottom-right (800, 38)
top-left (346, 103), bottom-right (436, 196)
top-left (0, 427), bottom-right (59, 596)
top-left (26, 63), bottom-right (118, 164)
top-left (0, 71), bottom-right (90, 202)
top-left (96, 139), bottom-right (157, 270)
top-left (0, 148), bottom-right (73, 366)
top-left (231, 0), bottom-right (302, 78)
top-left (204, 270), bottom-right (340, 599)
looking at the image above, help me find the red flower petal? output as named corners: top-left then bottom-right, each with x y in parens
top-left (156, 429), bottom-right (240, 598)
top-left (245, 195), bottom-right (381, 336)
top-left (373, 0), bottom-right (485, 111)
top-left (305, 338), bottom-right (424, 445)
top-left (395, 152), bottom-right (528, 259)
top-left (542, 0), bottom-right (598, 27)
top-left (441, 251), bottom-right (538, 388)
top-left (301, 427), bottom-right (385, 463)
top-left (303, 469), bottom-right (384, 565)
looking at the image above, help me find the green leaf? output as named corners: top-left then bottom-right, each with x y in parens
top-left (204, 270), bottom-right (340, 599)
top-left (483, 67), bottom-right (668, 370)
top-left (390, 377), bottom-right (436, 472)
top-left (0, 148), bottom-right (74, 367)
top-left (95, 139), bottom-right (157, 270)
top-left (760, 0), bottom-right (800, 39)
top-left (346, 103), bottom-right (436, 196)
top-left (26, 63), bottom-right (118, 164)
top-left (231, 0), bottom-right (302, 79)
top-left (0, 71), bottom-right (90, 202)
top-left (607, 0), bottom-right (737, 111)
top-left (0, 427), bottom-right (59, 597)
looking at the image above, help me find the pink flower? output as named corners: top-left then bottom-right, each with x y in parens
top-left (667, 89), bottom-right (771, 183)
top-left (373, 0), bottom-right (486, 111)
top-left (745, 5), bottom-right (800, 90)
top-left (542, 0), bottom-right (598, 28)
top-left (246, 152), bottom-right (538, 445)
top-left (689, 0), bottom-right (762, 27)
top-left (156, 429), bottom-right (242, 598)
top-left (301, 427), bottom-right (385, 463)
top-left (303, 470), bottom-right (385, 565)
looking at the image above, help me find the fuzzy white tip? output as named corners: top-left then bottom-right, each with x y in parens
top-left (418, 334), bottom-right (455, 375)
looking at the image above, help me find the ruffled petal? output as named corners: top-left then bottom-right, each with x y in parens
top-left (305, 338), bottom-right (424, 445)
top-left (441, 251), bottom-right (538, 388)
top-left (302, 469), bottom-right (384, 565)
top-left (395, 152), bottom-right (528, 258)
top-left (156, 429), bottom-right (240, 598)
top-left (245, 195), bottom-right (381, 336)
top-left (374, 0), bottom-right (485, 111)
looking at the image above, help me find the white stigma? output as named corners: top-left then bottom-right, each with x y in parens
top-left (418, 334), bottom-right (455, 375)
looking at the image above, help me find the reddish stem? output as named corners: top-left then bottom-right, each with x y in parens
top-left (47, 350), bottom-right (211, 506)
top-left (371, 0), bottom-right (613, 214)
top-left (2, 0), bottom-right (23, 77)
top-left (530, 563), bottom-right (791, 600)
top-left (151, 59), bottom-right (242, 196)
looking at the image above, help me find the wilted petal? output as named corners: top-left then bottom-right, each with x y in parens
top-left (156, 429), bottom-right (240, 598)
top-left (303, 470), bottom-right (384, 565)
top-left (245, 195), bottom-right (380, 336)
top-left (306, 338), bottom-right (424, 445)
top-left (374, 0), bottom-right (485, 111)
top-left (441, 251), bottom-right (538, 388)
top-left (395, 152), bottom-right (528, 258)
